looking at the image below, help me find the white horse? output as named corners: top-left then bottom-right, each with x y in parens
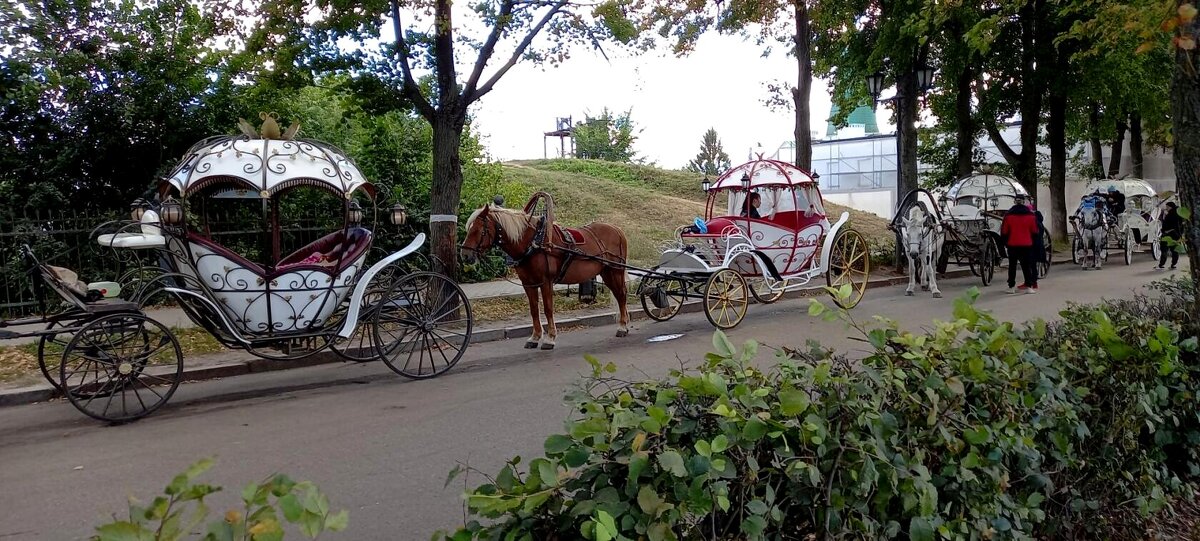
top-left (1075, 204), bottom-right (1109, 270)
top-left (900, 205), bottom-right (944, 298)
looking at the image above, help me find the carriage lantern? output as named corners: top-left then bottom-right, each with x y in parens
top-left (347, 200), bottom-right (364, 225)
top-left (701, 176), bottom-right (710, 192)
top-left (811, 172), bottom-right (820, 181)
top-left (389, 203), bottom-right (408, 226)
top-left (740, 172), bottom-right (751, 190)
top-left (130, 198), bottom-right (150, 221)
top-left (160, 198), bottom-right (184, 225)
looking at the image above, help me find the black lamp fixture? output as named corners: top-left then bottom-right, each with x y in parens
top-left (701, 176), bottom-right (710, 192)
top-left (916, 64), bottom-right (936, 92)
top-left (389, 203), bottom-right (408, 226)
top-left (160, 198), bottom-right (184, 226)
top-left (347, 200), bottom-right (364, 225)
top-left (740, 172), bottom-right (751, 190)
top-left (130, 198), bottom-right (150, 221)
top-left (866, 71), bottom-right (886, 99)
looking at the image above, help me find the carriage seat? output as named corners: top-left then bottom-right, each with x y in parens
top-left (759, 210), bottom-right (826, 233)
top-left (949, 204), bottom-right (983, 220)
top-left (277, 227), bottom-right (373, 273)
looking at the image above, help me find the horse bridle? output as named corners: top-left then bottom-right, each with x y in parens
top-left (460, 212), bottom-right (540, 267)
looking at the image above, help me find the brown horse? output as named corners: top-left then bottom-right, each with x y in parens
top-left (460, 199), bottom-right (630, 350)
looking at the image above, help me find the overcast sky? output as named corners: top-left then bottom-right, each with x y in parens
top-left (466, 32), bottom-right (895, 169)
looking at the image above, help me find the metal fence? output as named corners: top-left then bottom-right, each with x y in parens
top-left (0, 208), bottom-right (352, 318)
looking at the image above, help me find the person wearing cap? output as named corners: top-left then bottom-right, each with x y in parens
top-left (1001, 194), bottom-right (1040, 294)
top-left (1157, 201), bottom-right (1183, 270)
top-left (1106, 185), bottom-right (1126, 216)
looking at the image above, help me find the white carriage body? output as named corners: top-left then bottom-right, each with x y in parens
top-left (941, 173), bottom-right (1030, 235)
top-left (657, 159), bottom-right (847, 286)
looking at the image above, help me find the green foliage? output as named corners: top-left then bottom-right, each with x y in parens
top-left (574, 108), bottom-right (640, 163)
top-left (438, 282), bottom-right (1200, 540)
top-left (519, 159), bottom-right (701, 201)
top-left (686, 128), bottom-right (732, 177)
top-left (92, 458), bottom-right (347, 540)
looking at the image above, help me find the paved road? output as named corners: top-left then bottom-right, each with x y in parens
top-left (0, 261), bottom-right (1183, 540)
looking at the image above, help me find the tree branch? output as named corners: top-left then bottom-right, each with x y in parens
top-left (390, 0), bottom-right (435, 120)
top-left (986, 124), bottom-right (1020, 166)
top-left (466, 0), bottom-right (569, 104)
top-left (464, 0), bottom-right (517, 99)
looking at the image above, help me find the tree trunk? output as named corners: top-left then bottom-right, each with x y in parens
top-left (955, 62), bottom-right (975, 178)
top-left (791, 0), bottom-right (812, 171)
top-left (430, 112), bottom-right (466, 280)
top-left (898, 70), bottom-right (920, 195)
top-left (1012, 0), bottom-right (1044, 197)
top-left (1170, 5), bottom-right (1200, 322)
top-left (1109, 114), bottom-right (1127, 177)
top-left (1130, 111), bottom-right (1144, 178)
top-left (1048, 89), bottom-right (1068, 245)
top-left (1089, 102), bottom-right (1104, 177)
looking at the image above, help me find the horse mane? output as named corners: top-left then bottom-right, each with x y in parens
top-left (466, 205), bottom-right (534, 245)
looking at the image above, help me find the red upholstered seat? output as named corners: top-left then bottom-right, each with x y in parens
top-left (277, 228), bottom-right (373, 274)
top-left (555, 225), bottom-right (586, 245)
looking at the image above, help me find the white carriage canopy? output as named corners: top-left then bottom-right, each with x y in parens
top-left (943, 173), bottom-right (1030, 214)
top-left (163, 136), bottom-right (375, 199)
top-left (710, 159), bottom-right (826, 219)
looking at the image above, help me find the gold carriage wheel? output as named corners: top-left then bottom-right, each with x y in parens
top-left (703, 268), bottom-right (749, 329)
top-left (826, 229), bottom-right (870, 309)
top-left (639, 277), bottom-right (688, 322)
top-left (749, 276), bottom-right (787, 304)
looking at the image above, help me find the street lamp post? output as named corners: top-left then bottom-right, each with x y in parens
top-left (867, 64), bottom-right (935, 269)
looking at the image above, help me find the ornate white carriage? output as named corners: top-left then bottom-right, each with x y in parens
top-left (1082, 178), bottom-right (1169, 263)
top-left (97, 126), bottom-right (473, 383)
top-left (638, 159), bottom-right (870, 329)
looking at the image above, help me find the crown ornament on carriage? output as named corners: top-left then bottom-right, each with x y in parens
top-left (237, 112), bottom-right (301, 140)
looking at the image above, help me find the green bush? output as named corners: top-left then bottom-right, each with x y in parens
top-left (436, 283), bottom-right (1200, 540)
top-left (93, 459), bottom-right (347, 541)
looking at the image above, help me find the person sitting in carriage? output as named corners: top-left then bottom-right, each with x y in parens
top-left (741, 192), bottom-right (762, 219)
top-left (1105, 185), bottom-right (1127, 216)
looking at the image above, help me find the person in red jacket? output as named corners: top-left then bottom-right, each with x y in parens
top-left (1000, 196), bottom-right (1041, 294)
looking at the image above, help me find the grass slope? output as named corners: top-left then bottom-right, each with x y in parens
top-left (502, 159), bottom-right (894, 265)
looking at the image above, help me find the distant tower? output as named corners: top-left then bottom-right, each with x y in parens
top-left (826, 99), bottom-right (879, 139)
top-left (543, 116), bottom-right (575, 159)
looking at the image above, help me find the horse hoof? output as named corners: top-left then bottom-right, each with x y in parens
top-left (616, 330), bottom-right (628, 338)
top-left (524, 341), bottom-right (539, 349)
top-left (905, 291), bottom-right (914, 296)
top-left (540, 343), bottom-right (555, 350)
top-left (933, 292), bottom-right (943, 298)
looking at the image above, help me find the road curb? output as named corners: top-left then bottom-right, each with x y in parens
top-left (0, 262), bottom-right (1063, 408)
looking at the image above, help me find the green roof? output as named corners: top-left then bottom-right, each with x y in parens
top-left (826, 103), bottom-right (879, 137)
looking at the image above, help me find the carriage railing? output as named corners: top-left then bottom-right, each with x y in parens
top-left (678, 226), bottom-right (751, 269)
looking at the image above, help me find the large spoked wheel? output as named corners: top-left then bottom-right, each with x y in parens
top-left (826, 229), bottom-right (870, 309)
top-left (1071, 236), bottom-right (1083, 265)
top-left (638, 276), bottom-right (688, 322)
top-left (331, 267), bottom-right (398, 362)
top-left (372, 271), bottom-right (473, 379)
top-left (1124, 230), bottom-right (1134, 265)
top-left (1038, 232), bottom-right (1052, 278)
top-left (702, 268), bottom-right (748, 329)
top-left (1152, 235), bottom-right (1163, 262)
top-left (749, 277), bottom-right (787, 304)
top-left (37, 319), bottom-right (73, 391)
top-left (978, 236), bottom-right (997, 287)
top-left (60, 312), bottom-right (183, 423)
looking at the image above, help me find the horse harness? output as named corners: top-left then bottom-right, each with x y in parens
top-left (471, 212), bottom-right (620, 290)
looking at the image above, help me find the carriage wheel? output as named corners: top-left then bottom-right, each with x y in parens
top-left (118, 266), bottom-right (165, 304)
top-left (60, 313), bottom-right (183, 423)
top-left (331, 267), bottom-right (398, 362)
top-left (1071, 237), bottom-right (1083, 265)
top-left (371, 271), bottom-right (473, 379)
top-left (702, 269), bottom-right (748, 329)
top-left (826, 229), bottom-right (870, 309)
top-left (1123, 230), bottom-right (1134, 265)
top-left (749, 277), bottom-right (787, 304)
top-left (978, 237), bottom-right (997, 286)
top-left (638, 276), bottom-right (688, 322)
top-left (1152, 234), bottom-right (1163, 262)
top-left (37, 320), bottom-right (72, 391)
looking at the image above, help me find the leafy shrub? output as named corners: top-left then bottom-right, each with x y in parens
top-left (93, 458), bottom-right (347, 541)
top-left (437, 284), bottom-right (1200, 540)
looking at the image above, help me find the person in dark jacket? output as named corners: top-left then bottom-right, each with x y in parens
top-left (1001, 197), bottom-right (1041, 293)
top-left (741, 193), bottom-right (762, 219)
top-left (1029, 201), bottom-right (1046, 276)
top-left (1157, 201), bottom-right (1184, 270)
